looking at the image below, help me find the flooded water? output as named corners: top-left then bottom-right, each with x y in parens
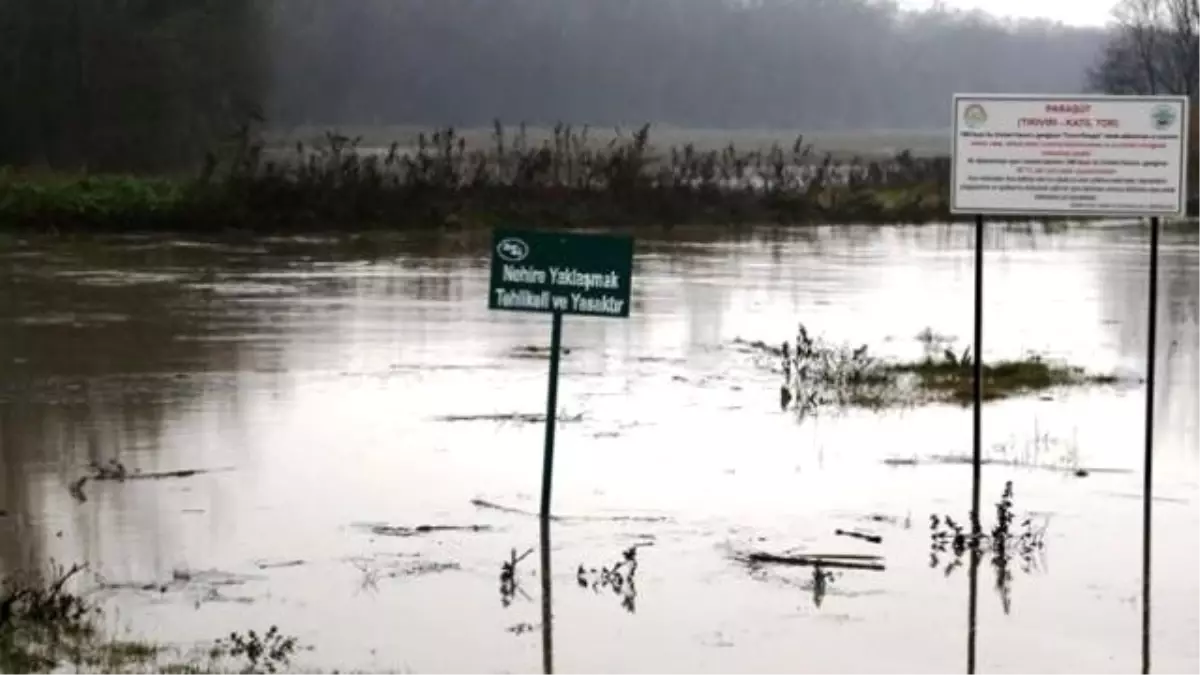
top-left (0, 223), bottom-right (1196, 673)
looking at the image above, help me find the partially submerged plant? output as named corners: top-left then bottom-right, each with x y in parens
top-left (499, 548), bottom-right (534, 608)
top-left (760, 322), bottom-right (1123, 417)
top-left (929, 481), bottom-right (1049, 614)
top-left (350, 559), bottom-right (381, 594)
top-left (0, 560), bottom-right (308, 673)
top-left (0, 562), bottom-right (95, 671)
top-left (809, 563), bottom-right (837, 609)
top-left (211, 626), bottom-right (299, 674)
top-left (576, 546), bottom-right (640, 613)
top-left (773, 324), bottom-right (892, 419)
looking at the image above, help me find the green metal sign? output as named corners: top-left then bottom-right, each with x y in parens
top-left (486, 227), bottom-right (636, 523)
top-left (488, 228), bottom-right (634, 318)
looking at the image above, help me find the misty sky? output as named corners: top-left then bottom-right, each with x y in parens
top-left (901, 0), bottom-right (1113, 26)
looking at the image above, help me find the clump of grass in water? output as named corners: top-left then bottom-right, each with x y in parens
top-left (576, 546), bottom-right (640, 613)
top-left (929, 481), bottom-right (1048, 614)
top-left (774, 324), bottom-right (893, 417)
top-left (763, 322), bottom-right (1120, 418)
top-left (891, 349), bottom-right (1119, 405)
top-left (1, 561), bottom-right (92, 672)
top-left (0, 561), bottom-right (164, 673)
top-left (210, 626), bottom-right (298, 674)
top-left (0, 558), bottom-right (307, 673)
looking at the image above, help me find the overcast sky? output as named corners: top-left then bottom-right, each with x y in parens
top-left (901, 0), bottom-right (1114, 27)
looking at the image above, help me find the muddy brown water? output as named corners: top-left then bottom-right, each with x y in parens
top-left (0, 223), bottom-right (1195, 673)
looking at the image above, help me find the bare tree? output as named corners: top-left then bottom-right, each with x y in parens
top-left (1088, 0), bottom-right (1199, 97)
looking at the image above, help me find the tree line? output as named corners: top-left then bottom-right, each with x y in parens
top-left (0, 0), bottom-right (1194, 172)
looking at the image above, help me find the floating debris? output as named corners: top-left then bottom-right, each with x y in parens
top-left (357, 523), bottom-right (495, 538)
top-left (83, 459), bottom-right (234, 483)
top-left (735, 551), bottom-right (886, 572)
top-left (68, 476), bottom-right (89, 503)
top-left (834, 528), bottom-right (882, 544)
top-left (906, 454), bottom-right (1132, 474)
top-left (434, 412), bottom-right (584, 424)
top-left (254, 560), bottom-right (306, 570)
top-left (469, 499), bottom-right (540, 518)
top-left (469, 498), bottom-right (670, 523)
top-left (509, 345), bottom-right (573, 359)
top-left (347, 555), bottom-right (461, 592)
top-left (95, 567), bottom-right (263, 599)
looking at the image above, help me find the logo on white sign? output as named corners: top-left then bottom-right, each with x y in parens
top-left (963, 104), bottom-right (987, 129)
top-left (1151, 104), bottom-right (1178, 130)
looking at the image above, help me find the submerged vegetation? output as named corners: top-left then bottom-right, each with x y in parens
top-left (576, 546), bottom-right (641, 614)
top-left (743, 323), bottom-right (1124, 418)
top-left (929, 481), bottom-right (1049, 614)
top-left (0, 561), bottom-right (302, 673)
top-left (0, 124), bottom-right (966, 233)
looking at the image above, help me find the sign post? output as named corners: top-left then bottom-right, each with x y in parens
top-left (950, 93), bottom-right (1189, 674)
top-left (487, 227), bottom-right (635, 522)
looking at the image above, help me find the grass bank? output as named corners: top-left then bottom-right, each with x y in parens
top-left (1, 124), bottom-right (968, 233)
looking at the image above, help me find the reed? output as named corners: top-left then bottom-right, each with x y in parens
top-left (0, 122), bottom-right (962, 233)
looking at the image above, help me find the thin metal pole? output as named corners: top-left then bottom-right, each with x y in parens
top-left (1141, 216), bottom-right (1160, 674)
top-left (540, 312), bottom-right (564, 520)
top-left (540, 515), bottom-right (555, 674)
top-left (967, 213), bottom-right (985, 674)
top-left (967, 532), bottom-right (982, 672)
top-left (971, 213), bottom-right (985, 534)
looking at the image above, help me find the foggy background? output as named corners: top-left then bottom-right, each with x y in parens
top-left (4, 0), bottom-right (1194, 171)
top-left (267, 0), bottom-right (1106, 130)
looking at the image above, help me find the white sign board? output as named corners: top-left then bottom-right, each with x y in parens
top-left (951, 94), bottom-right (1189, 216)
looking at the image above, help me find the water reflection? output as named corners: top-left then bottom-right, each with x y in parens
top-left (0, 245), bottom-right (257, 579)
top-left (967, 539), bottom-right (981, 674)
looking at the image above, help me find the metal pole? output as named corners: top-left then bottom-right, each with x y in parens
top-left (1141, 216), bottom-right (1160, 674)
top-left (971, 213), bottom-right (985, 535)
top-left (967, 530), bottom-right (982, 672)
top-left (540, 312), bottom-right (564, 520)
top-left (540, 515), bottom-right (555, 674)
top-left (967, 213), bottom-right (985, 674)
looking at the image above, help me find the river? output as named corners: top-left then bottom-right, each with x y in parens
top-left (0, 222), bottom-right (1195, 673)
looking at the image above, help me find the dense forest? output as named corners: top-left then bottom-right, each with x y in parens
top-left (0, 0), bottom-right (266, 170)
top-left (0, 0), bottom-right (1194, 171)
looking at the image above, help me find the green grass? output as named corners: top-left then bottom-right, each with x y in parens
top-left (765, 324), bottom-right (1125, 416)
top-left (0, 170), bottom-right (196, 231)
top-left (882, 355), bottom-right (1120, 406)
